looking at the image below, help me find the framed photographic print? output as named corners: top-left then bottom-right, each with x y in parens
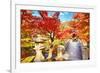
top-left (11, 0), bottom-right (96, 73)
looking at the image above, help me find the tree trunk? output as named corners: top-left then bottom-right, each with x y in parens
top-left (47, 32), bottom-right (54, 60)
top-left (50, 32), bottom-right (54, 48)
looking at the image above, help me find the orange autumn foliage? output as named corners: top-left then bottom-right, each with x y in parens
top-left (70, 12), bottom-right (90, 42)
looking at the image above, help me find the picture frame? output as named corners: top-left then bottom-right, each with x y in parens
top-left (11, 0), bottom-right (96, 73)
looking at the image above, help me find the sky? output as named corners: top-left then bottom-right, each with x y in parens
top-left (32, 10), bottom-right (74, 22)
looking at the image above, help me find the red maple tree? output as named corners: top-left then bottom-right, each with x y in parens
top-left (38, 11), bottom-right (60, 43)
top-left (21, 10), bottom-right (62, 46)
